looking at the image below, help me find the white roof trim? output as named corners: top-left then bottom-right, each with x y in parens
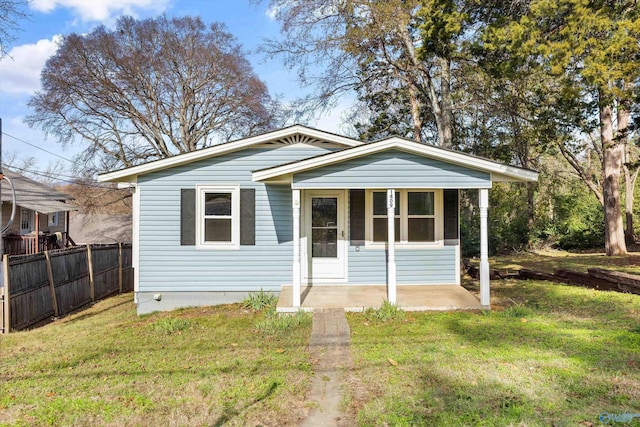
top-left (253, 137), bottom-right (539, 183)
top-left (98, 125), bottom-right (364, 182)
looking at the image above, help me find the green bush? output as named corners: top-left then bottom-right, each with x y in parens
top-left (255, 308), bottom-right (312, 334)
top-left (151, 318), bottom-right (192, 335)
top-left (242, 289), bottom-right (278, 310)
top-left (553, 191), bottom-right (604, 250)
top-left (363, 300), bottom-right (406, 323)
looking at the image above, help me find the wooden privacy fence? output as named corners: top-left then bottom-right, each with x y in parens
top-left (1, 243), bottom-right (133, 333)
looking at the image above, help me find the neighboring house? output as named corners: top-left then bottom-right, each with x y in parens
top-left (1, 169), bottom-right (77, 256)
top-left (98, 125), bottom-right (538, 314)
top-left (69, 212), bottom-right (132, 244)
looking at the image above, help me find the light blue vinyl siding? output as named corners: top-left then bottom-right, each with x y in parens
top-left (348, 246), bottom-right (457, 284)
top-left (293, 149), bottom-right (490, 189)
top-left (137, 145), bottom-right (333, 293)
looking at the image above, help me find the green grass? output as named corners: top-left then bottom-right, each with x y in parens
top-left (0, 294), bottom-right (312, 426)
top-left (2, 251), bottom-right (640, 426)
top-left (344, 253), bottom-right (640, 426)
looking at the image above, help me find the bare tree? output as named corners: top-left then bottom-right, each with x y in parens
top-left (27, 15), bottom-right (278, 171)
top-left (0, 0), bottom-right (28, 58)
top-left (259, 0), bottom-right (464, 147)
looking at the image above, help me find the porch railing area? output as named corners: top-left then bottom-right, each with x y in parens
top-left (3, 232), bottom-right (76, 256)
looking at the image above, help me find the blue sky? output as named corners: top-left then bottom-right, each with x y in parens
top-left (0, 0), bottom-right (350, 176)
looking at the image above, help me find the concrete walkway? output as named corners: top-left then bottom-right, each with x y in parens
top-left (301, 308), bottom-right (353, 427)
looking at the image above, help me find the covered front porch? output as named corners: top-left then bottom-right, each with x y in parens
top-left (253, 137), bottom-right (538, 312)
top-left (277, 284), bottom-right (482, 312)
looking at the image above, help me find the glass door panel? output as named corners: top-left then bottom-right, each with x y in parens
top-left (311, 197), bottom-right (338, 258)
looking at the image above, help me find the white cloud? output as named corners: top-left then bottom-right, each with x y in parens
top-left (30, 0), bottom-right (169, 22)
top-left (0, 36), bottom-right (62, 95)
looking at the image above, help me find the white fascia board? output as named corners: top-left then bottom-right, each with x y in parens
top-left (253, 137), bottom-right (539, 183)
top-left (116, 180), bottom-right (137, 189)
top-left (97, 125), bottom-right (364, 183)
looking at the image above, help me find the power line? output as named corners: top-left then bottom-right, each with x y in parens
top-left (2, 164), bottom-right (114, 189)
top-left (1, 132), bottom-right (76, 164)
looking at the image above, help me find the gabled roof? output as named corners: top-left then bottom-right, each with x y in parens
top-left (252, 137), bottom-right (538, 183)
top-left (98, 125), bottom-right (364, 183)
top-left (1, 169), bottom-right (77, 214)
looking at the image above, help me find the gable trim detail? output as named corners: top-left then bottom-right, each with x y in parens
top-left (98, 125), bottom-right (364, 183)
top-left (253, 138), bottom-right (538, 184)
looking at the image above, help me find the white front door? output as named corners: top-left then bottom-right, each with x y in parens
top-left (303, 190), bottom-right (347, 282)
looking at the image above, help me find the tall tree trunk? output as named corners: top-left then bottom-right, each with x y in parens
top-left (439, 57), bottom-right (453, 149)
top-left (407, 83), bottom-right (423, 143)
top-left (618, 91), bottom-right (636, 244)
top-left (600, 99), bottom-right (627, 255)
top-left (624, 165), bottom-right (638, 244)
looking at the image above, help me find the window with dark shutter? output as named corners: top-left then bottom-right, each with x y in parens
top-left (240, 189), bottom-right (255, 245)
top-left (443, 189), bottom-right (459, 240)
top-left (349, 189), bottom-right (365, 245)
top-left (180, 189), bottom-right (196, 245)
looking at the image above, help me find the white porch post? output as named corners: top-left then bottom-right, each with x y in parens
top-left (387, 189), bottom-right (396, 304)
top-left (292, 189), bottom-right (301, 308)
top-left (479, 188), bottom-right (490, 307)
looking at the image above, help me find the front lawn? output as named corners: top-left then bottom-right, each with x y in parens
top-left (2, 252), bottom-right (639, 426)
top-left (0, 294), bottom-right (312, 426)
top-left (345, 253), bottom-right (640, 426)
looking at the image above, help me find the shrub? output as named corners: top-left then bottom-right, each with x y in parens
top-left (243, 289), bottom-right (278, 310)
top-left (363, 300), bottom-right (406, 323)
top-left (255, 308), bottom-right (311, 334)
top-left (151, 318), bottom-right (192, 335)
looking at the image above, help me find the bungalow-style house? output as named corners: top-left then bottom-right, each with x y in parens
top-left (1, 169), bottom-right (76, 255)
top-left (98, 125), bottom-right (538, 315)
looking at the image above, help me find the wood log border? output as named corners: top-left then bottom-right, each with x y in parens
top-left (463, 259), bottom-right (640, 296)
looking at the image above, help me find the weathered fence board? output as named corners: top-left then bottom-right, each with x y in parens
top-left (94, 267), bottom-right (120, 300)
top-left (121, 244), bottom-right (133, 293)
top-left (2, 243), bottom-right (132, 332)
top-left (6, 253), bottom-right (55, 330)
top-left (49, 247), bottom-right (93, 314)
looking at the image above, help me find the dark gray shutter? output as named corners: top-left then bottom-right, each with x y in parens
top-left (443, 189), bottom-right (459, 240)
top-left (240, 188), bottom-right (256, 245)
top-left (180, 189), bottom-right (196, 245)
top-left (349, 189), bottom-right (365, 245)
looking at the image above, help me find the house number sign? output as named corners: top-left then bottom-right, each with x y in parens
top-left (387, 189), bottom-right (395, 209)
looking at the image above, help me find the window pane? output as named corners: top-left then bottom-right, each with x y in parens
top-left (204, 218), bottom-right (232, 242)
top-left (312, 197), bottom-right (337, 228)
top-left (312, 229), bottom-right (337, 257)
top-left (373, 191), bottom-right (399, 215)
top-left (408, 192), bottom-right (434, 215)
top-left (408, 218), bottom-right (435, 242)
top-left (373, 218), bottom-right (400, 242)
top-left (205, 193), bottom-right (231, 216)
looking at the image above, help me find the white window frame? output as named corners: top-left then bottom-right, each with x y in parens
top-left (195, 185), bottom-right (240, 249)
top-left (48, 212), bottom-right (59, 226)
top-left (365, 189), bottom-right (444, 248)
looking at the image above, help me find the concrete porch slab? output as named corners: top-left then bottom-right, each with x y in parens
top-left (276, 285), bottom-right (483, 312)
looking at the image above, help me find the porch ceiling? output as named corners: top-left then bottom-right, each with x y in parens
top-left (277, 285), bottom-right (482, 312)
